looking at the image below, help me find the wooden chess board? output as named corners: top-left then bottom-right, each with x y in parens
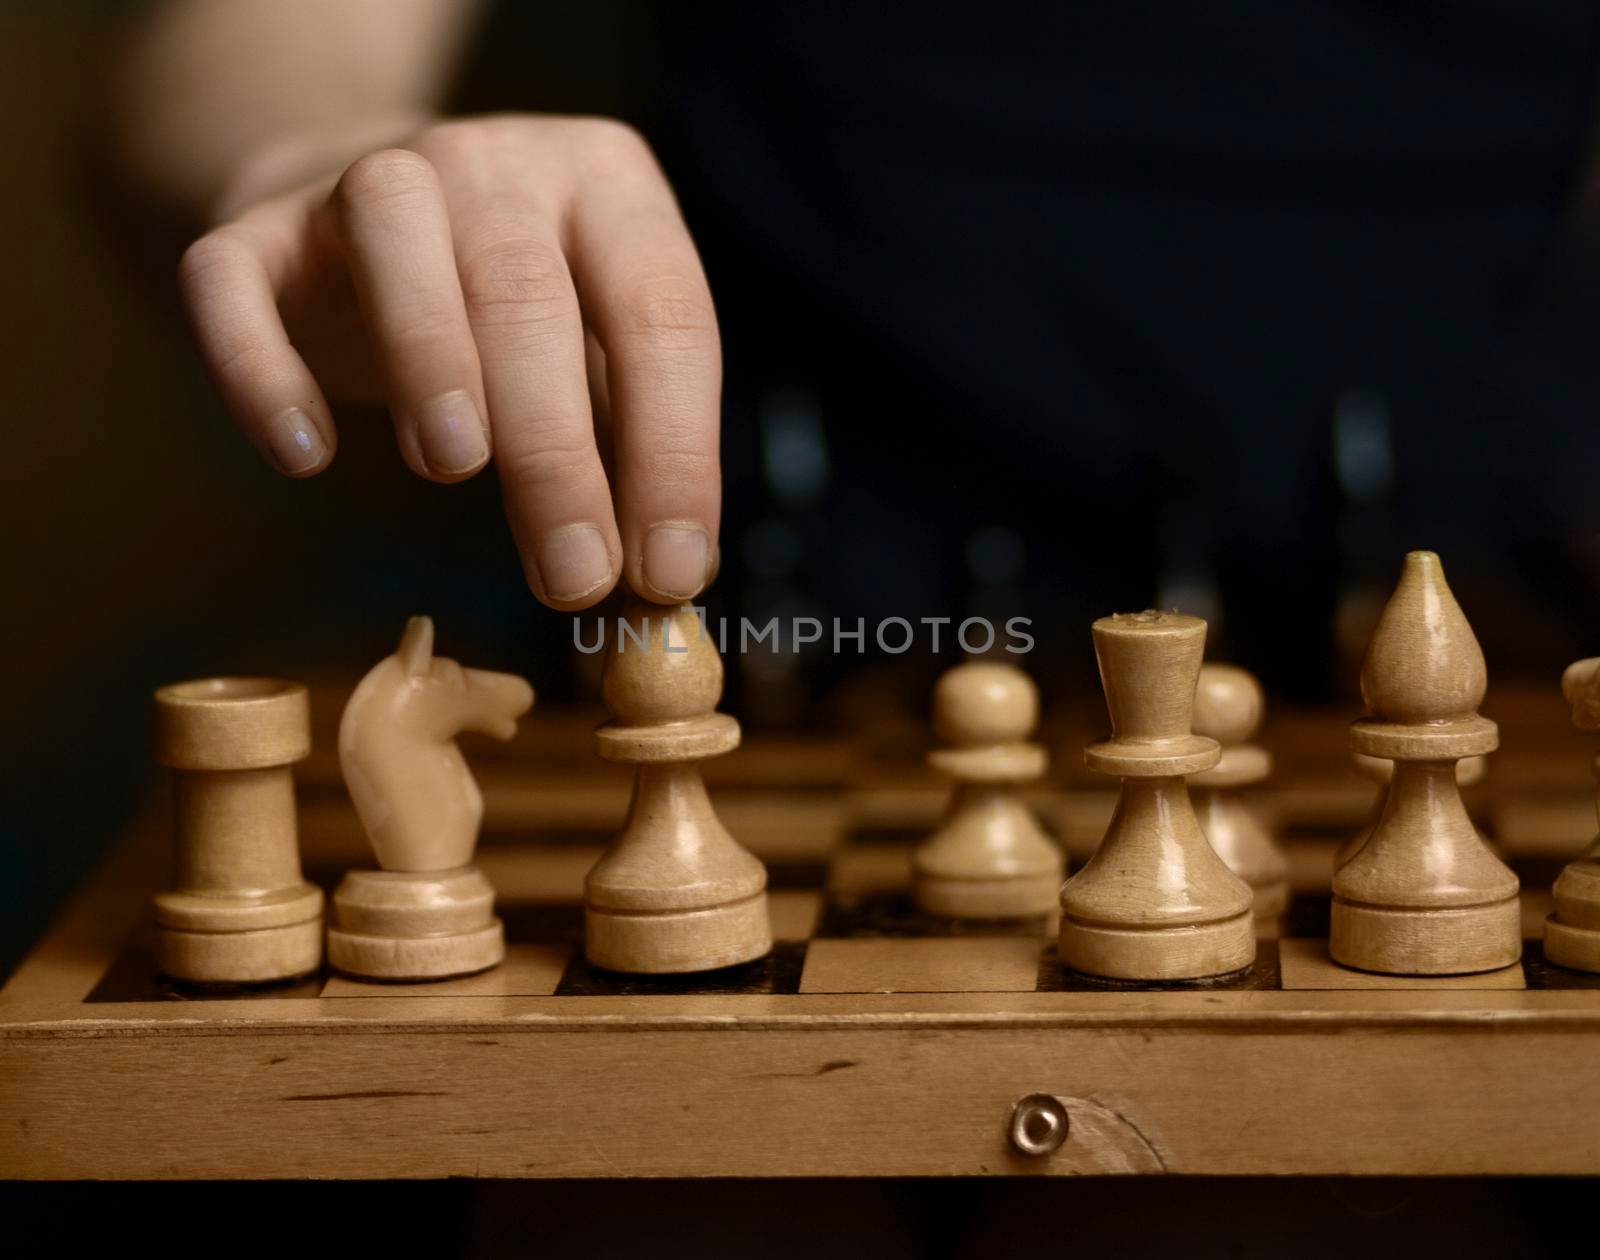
top-left (5, 679), bottom-right (1600, 1178)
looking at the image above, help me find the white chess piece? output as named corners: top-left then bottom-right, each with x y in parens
top-left (327, 617), bottom-right (533, 980)
top-left (912, 662), bottom-right (1063, 918)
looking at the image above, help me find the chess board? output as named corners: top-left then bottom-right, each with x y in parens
top-left (5, 678), bottom-right (1600, 1179)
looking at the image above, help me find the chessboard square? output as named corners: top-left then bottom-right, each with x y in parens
top-left (1283, 891), bottom-right (1332, 940)
top-left (799, 937), bottom-right (1042, 994)
top-left (499, 902), bottom-right (584, 944)
top-left (1277, 939), bottom-right (1526, 990)
top-left (320, 944), bottom-right (573, 997)
top-left (1522, 940), bottom-right (1600, 989)
top-left (769, 890), bottom-right (823, 941)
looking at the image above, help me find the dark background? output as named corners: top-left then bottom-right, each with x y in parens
top-left (0, 1178), bottom-right (1585, 1256)
top-left (3, 2), bottom-right (1598, 1240)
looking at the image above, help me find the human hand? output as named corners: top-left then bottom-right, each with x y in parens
top-left (179, 114), bottom-right (720, 608)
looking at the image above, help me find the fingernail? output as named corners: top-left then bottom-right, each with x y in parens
top-left (537, 524), bottom-right (613, 602)
top-left (265, 407), bottom-right (326, 474)
top-left (643, 523), bottom-right (710, 600)
top-left (416, 390), bottom-right (488, 475)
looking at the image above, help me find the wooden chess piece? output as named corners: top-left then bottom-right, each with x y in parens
top-left (911, 662), bottom-right (1064, 918)
top-left (1331, 551), bottom-right (1519, 975)
top-left (1190, 663), bottom-right (1288, 922)
top-left (153, 677), bottom-right (323, 983)
top-left (327, 617), bottom-right (533, 980)
top-left (586, 599), bottom-right (771, 973)
top-left (1543, 656), bottom-right (1600, 972)
top-left (1334, 752), bottom-right (1488, 871)
top-left (1059, 612), bottom-right (1256, 980)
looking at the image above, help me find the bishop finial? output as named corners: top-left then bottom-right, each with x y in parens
top-left (1359, 551), bottom-right (1487, 725)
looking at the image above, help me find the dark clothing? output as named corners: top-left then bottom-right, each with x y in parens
top-left (643, 2), bottom-right (1600, 687)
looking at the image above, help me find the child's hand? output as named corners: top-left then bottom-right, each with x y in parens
top-left (180, 115), bottom-right (721, 609)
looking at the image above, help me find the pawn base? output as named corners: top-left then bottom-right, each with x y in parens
top-left (586, 893), bottom-right (771, 974)
top-left (327, 921), bottom-right (504, 981)
top-left (158, 915), bottom-right (323, 985)
top-left (913, 869), bottom-right (1061, 920)
top-left (1330, 896), bottom-right (1521, 975)
top-left (1058, 911), bottom-right (1255, 981)
top-left (327, 866), bottom-right (505, 981)
top-left (1544, 915), bottom-right (1600, 974)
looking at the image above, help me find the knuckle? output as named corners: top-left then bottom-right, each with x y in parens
top-left (459, 236), bottom-right (572, 322)
top-left (498, 437), bottom-right (600, 492)
top-left (336, 148), bottom-right (438, 209)
top-left (613, 273), bottom-right (717, 347)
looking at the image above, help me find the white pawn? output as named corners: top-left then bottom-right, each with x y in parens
top-left (1189, 664), bottom-right (1288, 923)
top-left (912, 662), bottom-right (1064, 918)
top-left (585, 599), bottom-right (771, 973)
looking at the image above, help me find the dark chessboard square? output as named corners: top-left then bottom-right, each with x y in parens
top-left (816, 891), bottom-right (1053, 940)
top-left (498, 902), bottom-right (586, 944)
top-left (84, 933), bottom-right (325, 1003)
top-left (1521, 940), bottom-right (1600, 990)
top-left (1036, 940), bottom-right (1282, 992)
top-left (1283, 892), bottom-right (1331, 940)
top-left (554, 940), bottom-right (807, 996)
